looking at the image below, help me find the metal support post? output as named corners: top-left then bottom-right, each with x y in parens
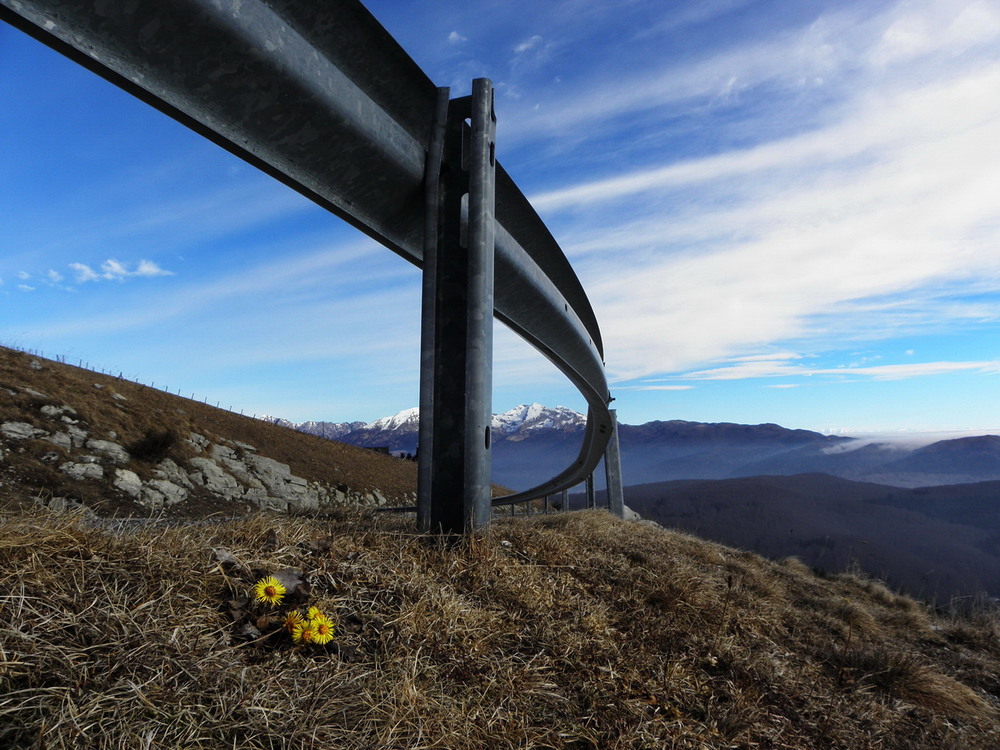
top-left (561, 489), bottom-right (569, 513)
top-left (417, 79), bottom-right (497, 533)
top-left (604, 409), bottom-right (624, 518)
top-left (586, 474), bottom-right (596, 509)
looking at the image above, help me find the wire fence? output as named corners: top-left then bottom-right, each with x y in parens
top-left (2, 343), bottom-right (271, 421)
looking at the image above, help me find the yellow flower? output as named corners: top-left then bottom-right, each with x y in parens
top-left (253, 576), bottom-right (286, 606)
top-left (292, 621), bottom-right (316, 645)
top-left (306, 606), bottom-right (322, 620)
top-left (282, 610), bottom-right (303, 633)
top-left (310, 614), bottom-right (335, 646)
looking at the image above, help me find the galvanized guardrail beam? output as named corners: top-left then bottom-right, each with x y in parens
top-left (1, 0), bottom-right (623, 527)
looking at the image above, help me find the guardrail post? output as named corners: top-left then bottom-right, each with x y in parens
top-left (417, 79), bottom-right (496, 533)
top-left (604, 409), bottom-right (624, 518)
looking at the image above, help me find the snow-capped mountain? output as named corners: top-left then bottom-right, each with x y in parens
top-left (491, 403), bottom-right (585, 438)
top-left (266, 404), bottom-right (584, 456)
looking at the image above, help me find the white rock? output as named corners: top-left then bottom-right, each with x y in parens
top-left (43, 432), bottom-right (73, 450)
top-left (2, 422), bottom-right (48, 440)
top-left (85, 439), bottom-right (130, 464)
top-left (67, 425), bottom-right (89, 447)
top-left (114, 468), bottom-right (143, 497)
top-left (139, 479), bottom-right (188, 510)
top-left (623, 505), bottom-right (643, 522)
top-left (188, 433), bottom-right (210, 450)
top-left (153, 459), bottom-right (194, 489)
top-left (40, 405), bottom-right (65, 418)
top-left (244, 454), bottom-right (294, 498)
top-left (37, 496), bottom-right (95, 518)
top-left (149, 479), bottom-right (187, 505)
top-left (211, 444), bottom-right (237, 461)
top-left (60, 462), bottom-right (104, 480)
top-left (189, 457), bottom-right (241, 497)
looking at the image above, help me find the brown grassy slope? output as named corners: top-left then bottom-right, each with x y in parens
top-left (0, 508), bottom-right (997, 749)
top-left (0, 346), bottom-right (417, 511)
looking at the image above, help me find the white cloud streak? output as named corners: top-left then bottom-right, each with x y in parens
top-left (682, 358), bottom-right (1000, 382)
top-left (525, 0), bottom-right (1000, 382)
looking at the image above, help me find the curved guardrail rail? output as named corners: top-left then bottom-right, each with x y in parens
top-left (0, 0), bottom-right (621, 527)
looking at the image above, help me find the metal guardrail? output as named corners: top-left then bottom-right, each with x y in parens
top-left (1, 0), bottom-right (623, 530)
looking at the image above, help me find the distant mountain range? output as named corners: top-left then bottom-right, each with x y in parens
top-left (266, 404), bottom-right (1000, 602)
top-left (268, 405), bottom-right (1000, 490)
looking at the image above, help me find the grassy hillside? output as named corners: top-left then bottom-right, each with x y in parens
top-left (0, 346), bottom-right (418, 516)
top-left (1, 508), bottom-right (998, 748)
top-left (2, 345), bottom-right (999, 747)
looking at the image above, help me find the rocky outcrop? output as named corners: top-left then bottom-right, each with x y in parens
top-left (2, 392), bottom-right (396, 516)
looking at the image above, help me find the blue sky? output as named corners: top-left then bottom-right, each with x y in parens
top-left (3, 0), bottom-right (1000, 436)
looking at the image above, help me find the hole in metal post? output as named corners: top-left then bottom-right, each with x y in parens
top-left (490, 141), bottom-right (495, 167)
top-left (485, 426), bottom-right (491, 449)
top-left (460, 193), bottom-right (469, 247)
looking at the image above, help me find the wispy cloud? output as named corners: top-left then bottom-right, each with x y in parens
top-left (617, 385), bottom-right (695, 391)
top-left (682, 357), bottom-right (1000, 382)
top-left (514, 35), bottom-right (543, 54)
top-left (69, 259), bottom-right (173, 283)
top-left (524, 1), bottom-right (1000, 383)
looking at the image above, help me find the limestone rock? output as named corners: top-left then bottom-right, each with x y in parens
top-left (188, 433), bottom-right (210, 450)
top-left (2, 422), bottom-right (48, 440)
top-left (623, 505), bottom-right (643, 522)
top-left (189, 457), bottom-right (240, 497)
top-left (66, 425), bottom-right (89, 447)
top-left (153, 459), bottom-right (194, 489)
top-left (43, 432), bottom-right (73, 450)
top-left (244, 454), bottom-right (295, 498)
top-left (35, 495), bottom-right (96, 519)
top-left (139, 479), bottom-right (188, 510)
top-left (60, 461), bottom-right (104, 481)
top-left (85, 439), bottom-right (130, 464)
top-left (114, 468), bottom-right (143, 498)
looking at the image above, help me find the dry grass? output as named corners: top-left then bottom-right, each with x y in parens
top-left (1, 507), bottom-right (997, 749)
top-left (0, 346), bottom-right (418, 515)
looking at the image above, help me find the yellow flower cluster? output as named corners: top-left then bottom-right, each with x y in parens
top-left (251, 576), bottom-right (334, 647)
top-left (291, 608), bottom-right (335, 646)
